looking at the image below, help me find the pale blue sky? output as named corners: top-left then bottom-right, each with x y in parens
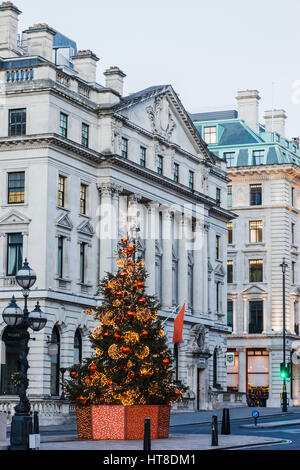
top-left (15, 0), bottom-right (300, 137)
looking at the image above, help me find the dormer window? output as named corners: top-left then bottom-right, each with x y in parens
top-left (204, 126), bottom-right (217, 144)
top-left (252, 150), bottom-right (264, 165)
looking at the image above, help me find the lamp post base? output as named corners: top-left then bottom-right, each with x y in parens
top-left (10, 414), bottom-right (32, 451)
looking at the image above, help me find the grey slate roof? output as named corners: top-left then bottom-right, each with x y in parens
top-left (115, 85), bottom-right (168, 110)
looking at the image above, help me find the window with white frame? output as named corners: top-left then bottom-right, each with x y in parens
top-left (204, 126), bottom-right (217, 144)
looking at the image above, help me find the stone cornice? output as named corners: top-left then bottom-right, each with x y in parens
top-left (107, 155), bottom-right (235, 221)
top-left (0, 133), bottom-right (106, 165)
top-left (228, 163), bottom-right (300, 180)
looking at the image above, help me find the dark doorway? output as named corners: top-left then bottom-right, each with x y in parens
top-left (50, 326), bottom-right (60, 396)
top-left (0, 337), bottom-right (19, 395)
top-left (197, 368), bottom-right (201, 410)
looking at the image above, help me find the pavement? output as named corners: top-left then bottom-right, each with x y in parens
top-left (1, 406), bottom-right (299, 451)
top-left (36, 434), bottom-right (282, 451)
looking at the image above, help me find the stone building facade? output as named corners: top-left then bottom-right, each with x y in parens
top-left (192, 90), bottom-right (300, 407)
top-left (0, 2), bottom-right (237, 421)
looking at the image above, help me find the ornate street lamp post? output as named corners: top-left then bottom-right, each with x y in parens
top-left (2, 259), bottom-right (47, 451)
top-left (280, 258), bottom-right (288, 412)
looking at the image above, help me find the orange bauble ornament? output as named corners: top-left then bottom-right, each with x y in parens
top-left (76, 396), bottom-right (87, 405)
top-left (70, 371), bottom-right (78, 379)
top-left (127, 246), bottom-right (134, 255)
top-left (175, 389), bottom-right (182, 396)
top-left (114, 316), bottom-right (121, 324)
top-left (138, 297), bottom-right (146, 305)
top-left (126, 310), bottom-right (136, 320)
top-left (121, 347), bottom-right (131, 356)
top-left (141, 329), bottom-right (149, 336)
top-left (113, 332), bottom-right (122, 340)
top-left (162, 358), bottom-right (170, 367)
top-left (120, 270), bottom-right (127, 277)
top-left (127, 260), bottom-right (134, 266)
top-left (121, 237), bottom-right (129, 245)
top-left (103, 331), bottom-right (112, 337)
top-left (136, 281), bottom-right (144, 288)
top-left (116, 290), bottom-right (125, 297)
top-left (88, 363), bottom-right (98, 374)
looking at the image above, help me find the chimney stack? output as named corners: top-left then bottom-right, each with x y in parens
top-left (0, 1), bottom-right (21, 58)
top-left (104, 66), bottom-right (126, 96)
top-left (72, 50), bottom-right (99, 83)
top-left (22, 24), bottom-right (56, 61)
top-left (264, 109), bottom-right (287, 138)
top-left (236, 90), bottom-right (261, 133)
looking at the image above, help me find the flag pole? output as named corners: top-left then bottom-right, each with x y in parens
top-left (161, 304), bottom-right (180, 326)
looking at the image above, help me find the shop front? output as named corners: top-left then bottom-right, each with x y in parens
top-left (246, 349), bottom-right (269, 407)
top-left (227, 348), bottom-right (269, 407)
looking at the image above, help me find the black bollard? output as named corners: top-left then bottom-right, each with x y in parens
top-left (226, 408), bottom-right (231, 434)
top-left (211, 415), bottom-right (218, 446)
top-left (144, 417), bottom-right (151, 451)
top-left (33, 411), bottom-right (39, 434)
top-left (221, 408), bottom-right (231, 435)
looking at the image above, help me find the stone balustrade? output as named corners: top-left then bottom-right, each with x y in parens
top-left (0, 398), bottom-right (76, 426)
top-left (208, 391), bottom-right (247, 410)
top-left (0, 276), bottom-right (17, 288)
top-left (6, 68), bottom-right (34, 83)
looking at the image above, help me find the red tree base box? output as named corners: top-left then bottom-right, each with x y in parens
top-left (76, 405), bottom-right (171, 440)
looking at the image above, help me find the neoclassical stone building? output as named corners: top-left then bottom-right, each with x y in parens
top-left (192, 90), bottom-right (300, 407)
top-left (0, 2), bottom-right (236, 421)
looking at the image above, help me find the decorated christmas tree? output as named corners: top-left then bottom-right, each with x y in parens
top-left (66, 237), bottom-right (186, 407)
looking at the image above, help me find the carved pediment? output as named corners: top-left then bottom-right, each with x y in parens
top-left (242, 285), bottom-right (268, 296)
top-left (0, 210), bottom-right (31, 226)
top-left (56, 213), bottom-right (73, 231)
top-left (146, 96), bottom-right (176, 140)
top-left (77, 220), bottom-right (94, 237)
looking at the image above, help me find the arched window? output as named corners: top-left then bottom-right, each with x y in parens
top-left (74, 330), bottom-right (82, 364)
top-left (0, 328), bottom-right (19, 395)
top-left (213, 348), bottom-right (218, 388)
top-left (50, 326), bottom-right (60, 396)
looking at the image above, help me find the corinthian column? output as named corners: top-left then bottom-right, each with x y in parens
top-left (203, 223), bottom-right (209, 315)
top-left (97, 183), bottom-right (118, 280)
top-left (193, 219), bottom-right (205, 317)
top-left (177, 213), bottom-right (188, 308)
top-left (161, 208), bottom-right (173, 310)
top-left (145, 202), bottom-right (158, 296)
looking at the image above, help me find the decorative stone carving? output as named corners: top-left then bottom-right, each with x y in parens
top-left (97, 182), bottom-right (123, 197)
top-left (186, 324), bottom-right (211, 359)
top-left (111, 120), bottom-right (123, 153)
top-left (146, 96), bottom-right (176, 140)
top-left (201, 168), bottom-right (209, 192)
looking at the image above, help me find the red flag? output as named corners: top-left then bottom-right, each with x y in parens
top-left (172, 303), bottom-right (186, 343)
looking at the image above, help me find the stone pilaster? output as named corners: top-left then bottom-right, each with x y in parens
top-left (145, 202), bottom-right (158, 296)
top-left (193, 219), bottom-right (205, 316)
top-left (161, 207), bottom-right (173, 310)
top-left (237, 347), bottom-right (246, 393)
top-left (97, 183), bottom-right (120, 280)
top-left (177, 213), bottom-right (188, 308)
